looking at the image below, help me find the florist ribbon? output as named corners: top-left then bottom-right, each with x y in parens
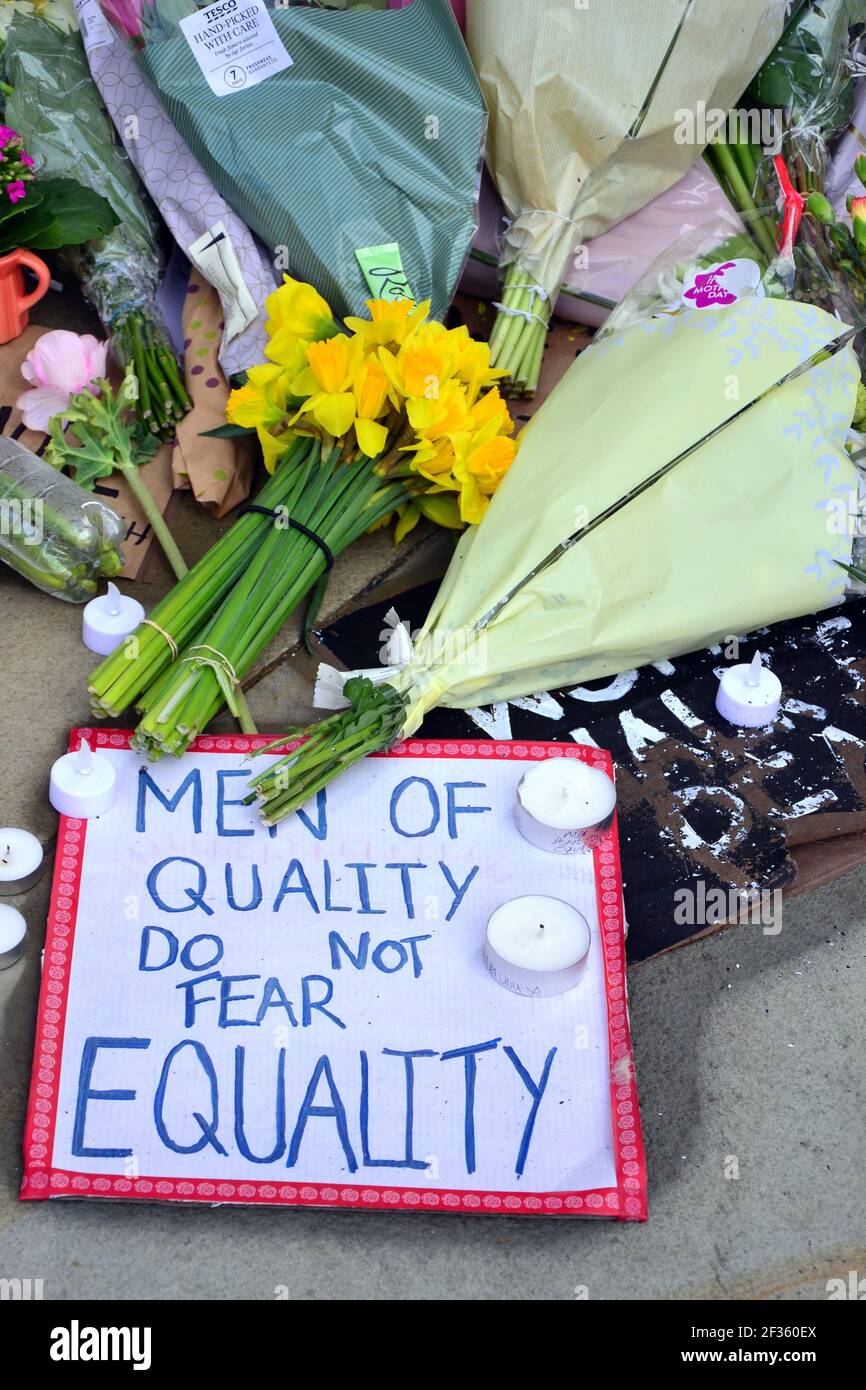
top-left (774, 155), bottom-right (806, 259)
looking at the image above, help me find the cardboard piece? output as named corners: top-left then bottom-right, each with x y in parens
top-left (173, 276), bottom-right (254, 518)
top-left (21, 730), bottom-right (646, 1220)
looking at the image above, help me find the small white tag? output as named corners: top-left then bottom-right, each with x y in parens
top-left (187, 222), bottom-right (258, 342)
top-left (180, 0), bottom-right (293, 98)
top-left (75, 0), bottom-right (113, 54)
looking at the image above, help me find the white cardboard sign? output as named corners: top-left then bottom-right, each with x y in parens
top-left (22, 732), bottom-right (646, 1219)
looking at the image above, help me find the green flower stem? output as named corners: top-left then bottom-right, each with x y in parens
top-left (706, 142), bottom-right (773, 262)
top-left (248, 677), bottom-right (409, 825)
top-left (489, 263), bottom-right (552, 395)
top-left (88, 440), bottom-right (315, 715)
top-left (128, 320), bottom-right (152, 425)
top-left (116, 311), bottom-right (189, 439)
top-left (132, 445), bottom-right (411, 759)
top-left (155, 341), bottom-right (191, 415)
top-left (234, 687), bottom-right (259, 736)
top-left (117, 460), bottom-right (188, 581)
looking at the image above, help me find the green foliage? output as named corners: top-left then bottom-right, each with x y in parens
top-left (749, 0), bottom-right (860, 134)
top-left (0, 177), bottom-right (118, 257)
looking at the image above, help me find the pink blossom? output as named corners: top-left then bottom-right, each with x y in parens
top-left (21, 153), bottom-right (34, 169)
top-left (0, 125), bottom-right (21, 150)
top-left (7, 180), bottom-right (26, 204)
top-left (101, 0), bottom-right (143, 38)
top-left (16, 330), bottom-right (109, 434)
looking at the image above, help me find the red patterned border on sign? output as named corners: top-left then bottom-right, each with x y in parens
top-left (20, 730), bottom-right (647, 1220)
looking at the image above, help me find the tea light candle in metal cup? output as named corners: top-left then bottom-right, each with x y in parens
top-left (0, 828), bottom-right (44, 896)
top-left (0, 903), bottom-right (26, 970)
top-left (484, 894), bottom-right (591, 997)
top-left (515, 758), bottom-right (617, 854)
top-left (49, 738), bottom-right (117, 819)
top-left (82, 582), bottom-right (145, 657)
top-left (716, 650), bottom-right (782, 727)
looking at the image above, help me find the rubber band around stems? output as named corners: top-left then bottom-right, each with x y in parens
top-left (141, 618), bottom-right (178, 660)
top-left (183, 644), bottom-right (240, 686)
top-left (181, 644), bottom-right (241, 717)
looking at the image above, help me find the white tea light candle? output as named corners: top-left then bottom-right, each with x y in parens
top-left (716, 650), bottom-right (782, 727)
top-left (515, 758), bottom-right (616, 854)
top-left (485, 895), bottom-right (591, 997)
top-left (0, 903), bottom-right (26, 969)
top-left (0, 828), bottom-right (43, 896)
top-left (82, 582), bottom-right (145, 657)
top-left (49, 738), bottom-right (117, 819)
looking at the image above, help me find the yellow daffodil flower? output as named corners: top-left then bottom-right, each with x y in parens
top-left (226, 363), bottom-right (293, 429)
top-left (344, 298), bottom-right (431, 352)
top-left (410, 435), bottom-right (459, 483)
top-left (378, 335), bottom-right (458, 410)
top-left (352, 358), bottom-right (391, 457)
top-left (464, 384), bottom-right (514, 436)
top-left (452, 425), bottom-right (518, 523)
top-left (406, 380), bottom-right (470, 435)
top-left (265, 275), bottom-right (338, 342)
top-left (291, 334), bottom-right (363, 440)
top-left (265, 330), bottom-right (309, 375)
top-left (447, 326), bottom-right (509, 401)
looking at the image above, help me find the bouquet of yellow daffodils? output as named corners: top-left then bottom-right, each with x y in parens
top-left (88, 277), bottom-right (517, 758)
top-left (248, 291), bottom-right (863, 823)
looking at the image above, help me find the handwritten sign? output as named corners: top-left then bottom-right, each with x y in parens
top-left (22, 733), bottom-right (646, 1219)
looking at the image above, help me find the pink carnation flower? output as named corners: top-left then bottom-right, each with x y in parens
top-left (16, 330), bottom-right (109, 434)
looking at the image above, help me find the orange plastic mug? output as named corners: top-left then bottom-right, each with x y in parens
top-left (0, 248), bottom-right (51, 345)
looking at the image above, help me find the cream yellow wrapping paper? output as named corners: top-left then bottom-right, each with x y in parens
top-left (466, 0), bottom-right (787, 301)
top-left (392, 298), bottom-right (860, 730)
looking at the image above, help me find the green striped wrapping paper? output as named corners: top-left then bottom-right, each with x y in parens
top-left (139, 0), bottom-right (486, 320)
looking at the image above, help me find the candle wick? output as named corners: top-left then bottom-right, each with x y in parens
top-left (1, 845), bottom-right (9, 865)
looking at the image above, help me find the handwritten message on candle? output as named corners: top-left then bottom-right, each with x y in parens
top-left (22, 734), bottom-right (646, 1219)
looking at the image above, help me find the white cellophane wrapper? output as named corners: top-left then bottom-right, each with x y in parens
top-left (386, 297), bottom-right (859, 732)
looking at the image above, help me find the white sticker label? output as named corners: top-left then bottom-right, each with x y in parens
top-left (180, 0), bottom-right (293, 98)
top-left (681, 258), bottom-right (765, 311)
top-left (75, 0), bottom-right (114, 54)
top-left (187, 221), bottom-right (258, 343)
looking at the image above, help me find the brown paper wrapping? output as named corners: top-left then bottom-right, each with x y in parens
top-left (466, 0), bottom-right (786, 301)
top-left (0, 324), bottom-right (174, 582)
top-left (172, 277), bottom-right (253, 518)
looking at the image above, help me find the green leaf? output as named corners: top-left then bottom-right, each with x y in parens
top-left (0, 184), bottom-right (42, 228)
top-left (749, 0), bottom-right (858, 132)
top-left (28, 177), bottom-right (119, 249)
top-left (1, 201), bottom-right (55, 252)
top-left (200, 423), bottom-right (255, 438)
